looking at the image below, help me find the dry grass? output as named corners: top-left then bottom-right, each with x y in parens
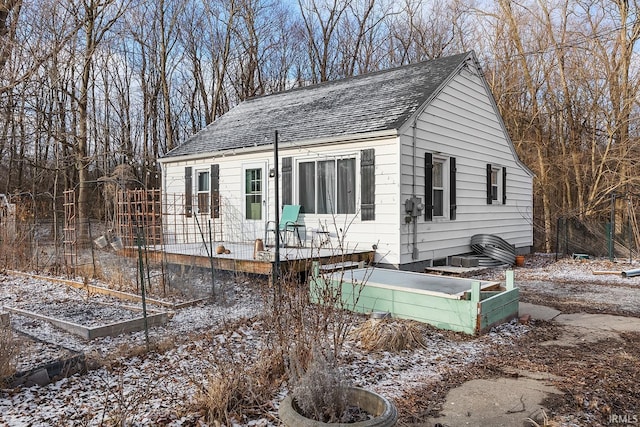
top-left (0, 319), bottom-right (18, 385)
top-left (352, 318), bottom-right (427, 352)
top-left (193, 348), bottom-right (284, 425)
top-left (526, 410), bottom-right (561, 426)
top-left (75, 262), bottom-right (105, 281)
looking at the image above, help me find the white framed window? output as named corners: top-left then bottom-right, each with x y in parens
top-left (491, 168), bottom-right (499, 202)
top-left (297, 156), bottom-right (356, 214)
top-left (425, 154), bottom-right (456, 221)
top-left (196, 169), bottom-right (210, 214)
top-left (487, 164), bottom-right (505, 205)
top-left (432, 159), bottom-right (445, 217)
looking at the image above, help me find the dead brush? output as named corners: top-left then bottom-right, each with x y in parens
top-left (526, 410), bottom-right (560, 426)
top-left (0, 320), bottom-right (18, 385)
top-left (352, 317), bottom-right (427, 352)
top-left (193, 348), bottom-right (284, 425)
top-left (75, 262), bottom-right (105, 281)
top-left (289, 346), bottom-right (351, 423)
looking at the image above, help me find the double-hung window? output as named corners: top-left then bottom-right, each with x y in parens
top-left (491, 168), bottom-right (499, 202)
top-left (298, 157), bottom-right (355, 214)
top-left (196, 170), bottom-right (210, 214)
top-left (425, 153), bottom-right (456, 221)
top-left (487, 164), bottom-right (506, 205)
top-left (432, 160), bottom-right (445, 217)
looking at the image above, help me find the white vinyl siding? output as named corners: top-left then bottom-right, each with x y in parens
top-left (399, 65), bottom-right (533, 265)
top-left (160, 60), bottom-right (532, 268)
top-left (161, 138), bottom-right (400, 263)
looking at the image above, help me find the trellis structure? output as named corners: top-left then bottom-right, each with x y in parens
top-left (0, 194), bottom-right (16, 242)
top-left (63, 189), bottom-right (77, 273)
top-left (115, 189), bottom-right (163, 247)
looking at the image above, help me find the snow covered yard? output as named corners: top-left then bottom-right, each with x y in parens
top-left (478, 253), bottom-right (640, 316)
top-left (0, 268), bottom-right (531, 426)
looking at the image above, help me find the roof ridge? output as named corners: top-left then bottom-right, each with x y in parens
top-left (242, 51), bottom-right (474, 103)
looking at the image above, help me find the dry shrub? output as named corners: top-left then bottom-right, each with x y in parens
top-left (108, 267), bottom-right (136, 292)
top-left (0, 319), bottom-right (18, 384)
top-left (194, 348), bottom-right (285, 425)
top-left (353, 318), bottom-right (427, 352)
top-left (289, 347), bottom-right (351, 423)
top-left (75, 262), bottom-right (105, 281)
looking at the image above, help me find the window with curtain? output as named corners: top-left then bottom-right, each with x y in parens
top-left (298, 157), bottom-right (355, 214)
top-left (337, 158), bottom-right (356, 214)
top-left (298, 162), bottom-right (315, 213)
top-left (197, 170), bottom-right (210, 214)
top-left (317, 160), bottom-right (335, 214)
top-left (245, 168), bottom-right (262, 220)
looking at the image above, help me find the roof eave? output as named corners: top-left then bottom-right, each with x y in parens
top-left (157, 129), bottom-right (399, 164)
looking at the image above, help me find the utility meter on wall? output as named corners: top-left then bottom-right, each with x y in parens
top-left (404, 197), bottom-right (424, 217)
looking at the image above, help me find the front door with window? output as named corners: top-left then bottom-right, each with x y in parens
top-left (244, 165), bottom-right (265, 221)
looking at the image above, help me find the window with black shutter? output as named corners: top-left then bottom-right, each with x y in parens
top-left (424, 153), bottom-right (433, 221)
top-left (185, 166), bottom-right (193, 217)
top-left (360, 149), bottom-right (375, 221)
top-left (449, 157), bottom-right (457, 220)
top-left (487, 164), bottom-right (505, 205)
top-left (486, 164), bottom-right (493, 204)
top-left (211, 164), bottom-right (220, 218)
top-left (282, 157), bottom-right (292, 206)
top-left (502, 167), bottom-right (507, 205)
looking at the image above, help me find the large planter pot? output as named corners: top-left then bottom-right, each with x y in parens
top-left (278, 386), bottom-right (397, 427)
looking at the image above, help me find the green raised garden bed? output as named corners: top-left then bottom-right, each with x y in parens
top-left (310, 265), bottom-right (519, 335)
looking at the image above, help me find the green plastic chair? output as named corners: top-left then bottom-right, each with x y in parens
top-left (265, 205), bottom-right (303, 247)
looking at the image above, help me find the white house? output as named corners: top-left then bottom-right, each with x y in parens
top-left (158, 51), bottom-right (533, 271)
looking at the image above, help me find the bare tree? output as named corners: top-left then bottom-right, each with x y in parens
top-left (72, 0), bottom-right (128, 239)
top-left (0, 0), bottom-right (21, 73)
top-left (297, 0), bottom-right (351, 82)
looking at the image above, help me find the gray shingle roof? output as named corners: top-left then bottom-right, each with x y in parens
top-left (163, 52), bottom-right (472, 158)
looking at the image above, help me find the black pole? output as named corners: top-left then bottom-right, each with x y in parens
top-left (273, 130), bottom-right (281, 287)
top-left (628, 197), bottom-right (632, 263)
top-left (610, 193), bottom-right (616, 261)
top-left (136, 226), bottom-right (150, 351)
top-left (564, 217), bottom-right (568, 256)
top-left (209, 219), bottom-right (216, 299)
top-left (555, 217), bottom-right (561, 262)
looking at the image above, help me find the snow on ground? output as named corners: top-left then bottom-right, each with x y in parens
top-left (475, 254), bottom-right (640, 315)
top-left (1, 258), bottom-right (588, 426)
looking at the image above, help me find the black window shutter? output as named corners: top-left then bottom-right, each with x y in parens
top-left (282, 157), bottom-right (292, 206)
top-left (185, 166), bottom-right (193, 217)
top-left (211, 164), bottom-right (219, 218)
top-left (486, 164), bottom-right (493, 205)
top-left (424, 153), bottom-right (433, 221)
top-left (360, 149), bottom-right (375, 221)
top-left (449, 157), bottom-right (457, 220)
top-left (502, 167), bottom-right (507, 205)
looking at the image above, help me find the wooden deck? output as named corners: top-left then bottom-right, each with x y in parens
top-left (121, 242), bottom-right (376, 276)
